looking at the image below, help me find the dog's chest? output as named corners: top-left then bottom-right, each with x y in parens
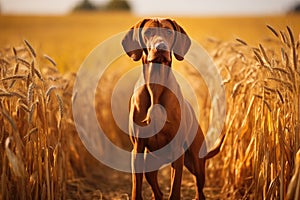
top-left (132, 88), bottom-right (181, 122)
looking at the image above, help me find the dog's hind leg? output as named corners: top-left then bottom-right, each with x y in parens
top-left (184, 150), bottom-right (206, 200)
top-left (194, 158), bottom-right (206, 200)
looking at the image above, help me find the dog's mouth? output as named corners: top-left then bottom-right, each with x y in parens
top-left (147, 50), bottom-right (171, 64)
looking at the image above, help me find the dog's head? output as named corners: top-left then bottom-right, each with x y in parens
top-left (122, 18), bottom-right (191, 64)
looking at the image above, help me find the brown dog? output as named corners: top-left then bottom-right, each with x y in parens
top-left (122, 18), bottom-right (225, 200)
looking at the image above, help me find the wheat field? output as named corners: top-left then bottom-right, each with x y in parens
top-left (0, 12), bottom-right (300, 199)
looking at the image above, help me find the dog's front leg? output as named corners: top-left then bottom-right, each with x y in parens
top-left (169, 155), bottom-right (184, 200)
top-left (131, 140), bottom-right (145, 200)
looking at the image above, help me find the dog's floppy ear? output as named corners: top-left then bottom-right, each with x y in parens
top-left (170, 20), bottom-right (191, 61)
top-left (122, 19), bottom-right (149, 61)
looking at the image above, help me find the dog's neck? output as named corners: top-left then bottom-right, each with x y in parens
top-left (135, 54), bottom-right (183, 125)
top-left (142, 55), bottom-right (172, 105)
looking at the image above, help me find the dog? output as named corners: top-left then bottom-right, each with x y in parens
top-left (122, 18), bottom-right (225, 200)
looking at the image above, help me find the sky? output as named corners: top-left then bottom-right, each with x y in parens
top-left (131, 0), bottom-right (299, 16)
top-left (0, 0), bottom-right (108, 14)
top-left (0, 0), bottom-right (299, 15)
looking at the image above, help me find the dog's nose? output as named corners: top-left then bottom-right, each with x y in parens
top-left (155, 42), bottom-right (167, 51)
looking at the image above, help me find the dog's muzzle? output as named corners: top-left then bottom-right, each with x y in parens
top-left (147, 42), bottom-right (171, 63)
top-left (155, 42), bottom-right (168, 52)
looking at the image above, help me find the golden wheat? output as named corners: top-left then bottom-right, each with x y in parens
top-left (206, 25), bottom-right (300, 199)
top-left (0, 40), bottom-right (91, 199)
top-left (0, 25), bottom-right (299, 199)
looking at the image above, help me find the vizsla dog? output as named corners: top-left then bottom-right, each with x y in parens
top-left (122, 18), bottom-right (225, 200)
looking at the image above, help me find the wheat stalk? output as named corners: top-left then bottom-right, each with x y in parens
top-left (44, 54), bottom-right (57, 67)
top-left (267, 25), bottom-right (279, 38)
top-left (24, 39), bottom-right (36, 58)
top-left (0, 42), bottom-right (79, 199)
top-left (208, 25), bottom-right (300, 199)
top-left (236, 38), bottom-right (248, 46)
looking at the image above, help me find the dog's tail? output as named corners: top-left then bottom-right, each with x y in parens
top-left (204, 129), bottom-right (226, 160)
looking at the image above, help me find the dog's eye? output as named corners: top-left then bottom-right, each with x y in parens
top-left (144, 29), bottom-right (154, 37)
top-left (166, 29), bottom-right (173, 35)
